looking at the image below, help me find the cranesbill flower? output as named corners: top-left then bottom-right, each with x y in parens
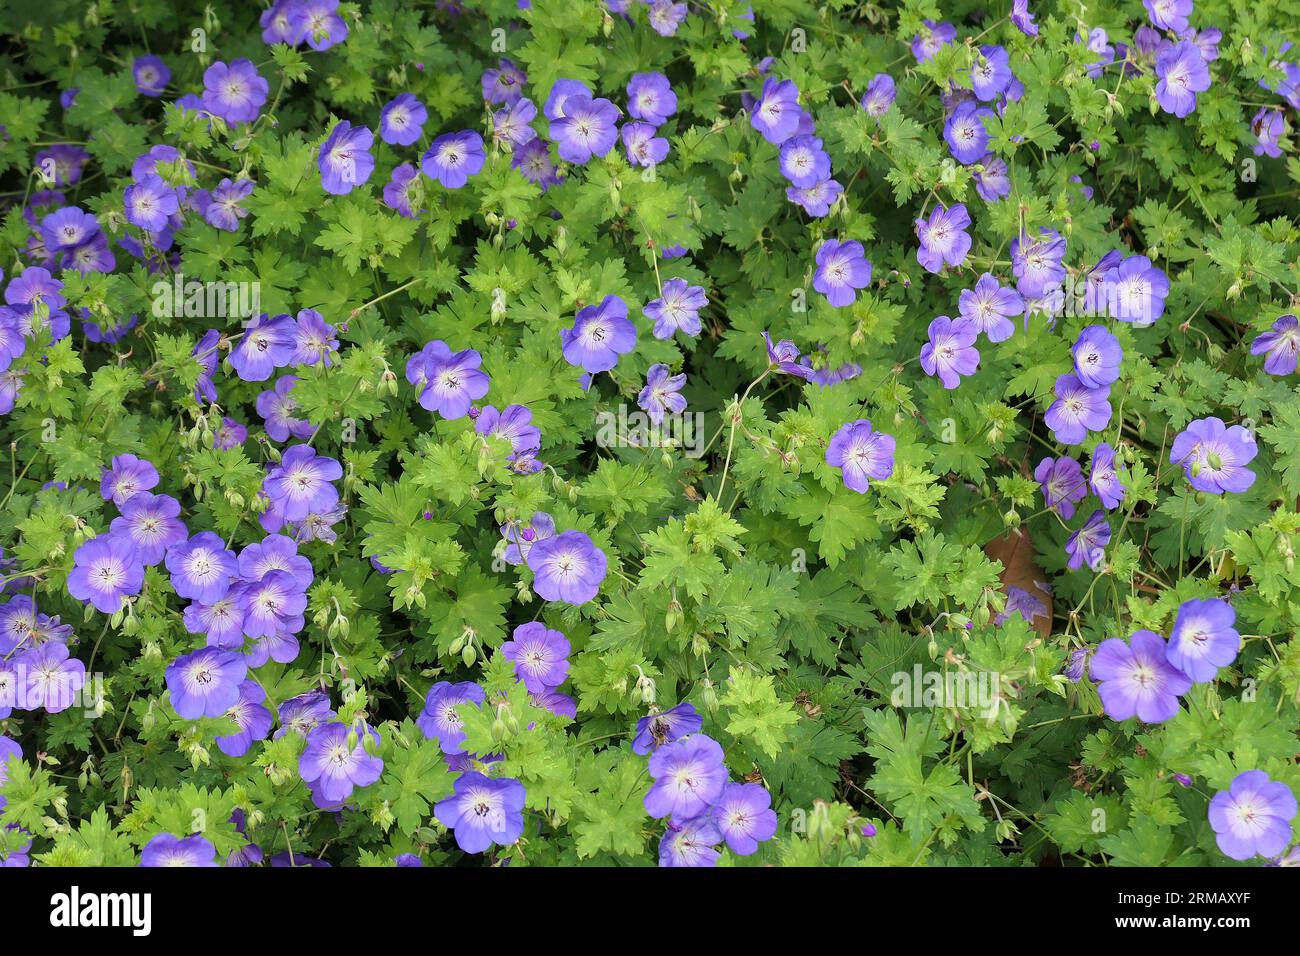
top-left (0, 368), bottom-right (24, 415)
top-left (33, 144), bottom-right (89, 186)
top-left (394, 853), bottom-right (422, 867)
top-left (238, 534), bottom-right (313, 590)
top-left (633, 703), bottom-right (703, 755)
top-left (627, 73), bottom-right (677, 126)
top-left (383, 163), bottom-right (422, 217)
top-left (1155, 41), bottom-right (1211, 118)
top-left (192, 329), bottom-right (221, 403)
top-left (1108, 254), bottom-right (1170, 325)
top-left (0, 596), bottom-right (68, 656)
top-left (318, 122), bottom-right (375, 195)
top-left (166, 646), bottom-right (248, 719)
top-left (971, 45), bottom-right (1013, 101)
top-left (216, 679), bottom-right (274, 757)
top-left (1170, 417), bottom-right (1257, 494)
top-left (920, 316), bottom-right (980, 389)
top-left (1208, 771), bottom-right (1298, 861)
top-left (622, 122), bottom-right (669, 167)
top-left (1011, 0), bottom-right (1038, 37)
top-left (166, 532), bottom-right (237, 603)
top-left (501, 512), bottom-right (556, 565)
top-left (264, 445), bottom-right (343, 522)
top-left (512, 139), bottom-right (561, 191)
top-left (201, 59), bottom-right (269, 124)
top-left (140, 833), bottom-right (218, 867)
top-left (124, 175), bottom-right (179, 232)
top-left (406, 340), bottom-right (490, 419)
top-left (1167, 597), bottom-right (1240, 682)
top-left (1079, 28), bottom-right (1115, 79)
top-left (434, 771), bottom-right (526, 853)
top-left (1144, 0), bottom-right (1192, 33)
top-left (483, 59), bottom-right (527, 105)
top-left (1072, 325), bottom-right (1122, 388)
top-left (912, 20), bottom-right (956, 62)
top-left (288, 308), bottom-right (338, 367)
top-left (648, 1), bottom-right (688, 36)
top-left (21, 642), bottom-right (86, 713)
top-left (196, 178), bottom-right (254, 232)
top-left (544, 79), bottom-right (592, 121)
top-left (959, 273), bottom-right (1022, 342)
top-left (945, 101), bottom-right (994, 165)
top-left (1045, 373), bottom-right (1111, 445)
top-left (659, 816), bottom-right (723, 867)
top-left (67, 535), bottom-right (145, 614)
top-left (110, 492), bottom-right (187, 565)
top-left (1251, 314), bottom-right (1300, 375)
top-left (638, 364), bottom-right (687, 426)
top-left (861, 74), bottom-right (895, 118)
top-left (40, 207), bottom-right (99, 252)
top-left (214, 417), bottom-right (247, 452)
top-left (787, 177), bottom-right (843, 217)
top-left (712, 782), bottom-right (778, 855)
top-left (645, 278), bottom-right (706, 339)
top-left (762, 332), bottom-right (813, 379)
top-left (561, 295), bottom-right (635, 373)
top-left (1090, 443), bottom-right (1126, 510)
top-left (527, 530), bottom-right (607, 605)
top-left (1011, 228), bottom-right (1067, 299)
top-left (915, 203), bottom-right (971, 273)
top-left (996, 586), bottom-right (1049, 629)
top-left (1065, 509), bottom-right (1110, 570)
top-left (475, 404), bottom-right (542, 459)
top-left (422, 131), bottom-right (486, 188)
top-left (812, 239), bottom-right (871, 307)
top-left (299, 721), bottom-right (384, 804)
top-left (417, 681), bottom-right (485, 754)
top-left (133, 55), bottom-right (170, 98)
top-left (257, 376), bottom-right (313, 443)
top-left (644, 733), bottom-right (727, 822)
top-left (779, 135), bottom-right (831, 188)
top-left (238, 570), bottom-right (308, 639)
top-left (230, 312), bottom-right (295, 382)
top-left (1090, 630), bottom-right (1190, 723)
top-left (260, 0), bottom-right (297, 43)
top-left (276, 691), bottom-right (334, 739)
top-left (750, 77), bottom-right (802, 145)
top-left (0, 735), bottom-right (21, 795)
top-left (289, 0), bottom-right (349, 51)
top-left (974, 154), bottom-right (1011, 202)
top-left (493, 97), bottom-right (538, 147)
top-left (1035, 455), bottom-right (1087, 519)
top-left (184, 592), bottom-right (246, 650)
top-left (1252, 108), bottom-right (1286, 158)
top-left (100, 453), bottom-right (159, 506)
top-left (502, 622), bottom-right (570, 693)
top-left (550, 96), bottom-right (620, 163)
top-left (826, 419), bottom-right (895, 493)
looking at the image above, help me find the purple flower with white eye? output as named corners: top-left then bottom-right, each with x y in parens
top-left (299, 722), bottom-right (384, 804)
top-left (1108, 255), bottom-right (1170, 325)
top-left (1252, 108), bottom-right (1286, 158)
top-left (166, 646), bottom-right (248, 719)
top-left (1011, 228), bottom-right (1067, 299)
top-left (100, 453), bottom-right (159, 505)
top-left (434, 772), bottom-right (526, 853)
top-left (417, 681), bottom-right (485, 754)
top-left (920, 316), bottom-right (980, 389)
top-left (230, 313), bottom-right (295, 382)
top-left (140, 833), bottom-right (217, 868)
top-left (260, 0), bottom-right (297, 43)
top-left (622, 122), bottom-right (669, 167)
top-left (778, 135), bottom-right (831, 188)
top-left (826, 419), bottom-right (895, 493)
top-left (1251, 315), bottom-right (1300, 375)
top-left (59, 235), bottom-right (115, 275)
top-left (475, 403), bottom-right (542, 462)
top-left (0, 369), bottom-right (24, 415)
top-left (787, 178), bottom-right (843, 217)
top-left (216, 679), bottom-right (274, 758)
top-left (40, 207), bottom-right (99, 252)
top-left (648, 0), bottom-right (687, 36)
top-left (1065, 510), bottom-right (1110, 570)
top-left (762, 332), bottom-right (814, 379)
top-left (527, 530), bottom-right (607, 605)
top-left (1011, 0), bottom-right (1038, 36)
top-left (1090, 630), bottom-right (1191, 723)
top-left (549, 96), bottom-right (620, 163)
top-left (861, 74), bottom-right (895, 118)
top-left (959, 274), bottom-right (1023, 342)
top-left (421, 131), bottom-right (485, 188)
top-left (201, 59), bottom-right (269, 124)
top-left (214, 417), bottom-right (247, 451)
top-left (1167, 597), bottom-right (1240, 682)
top-left (238, 570), bottom-right (307, 639)
top-left (974, 154), bottom-right (1011, 202)
top-left (383, 163), bottom-right (422, 218)
top-left (184, 592), bottom-right (246, 650)
top-left (659, 815), bottom-right (723, 868)
top-left (501, 513), bottom-right (555, 565)
top-left (133, 55), bottom-right (170, 98)
top-left (1090, 443), bottom-right (1126, 510)
top-left (318, 122), bottom-right (375, 195)
top-left (1072, 326), bottom-right (1122, 388)
top-left (971, 45), bottom-right (1013, 100)
top-left (0, 312), bottom-right (22, 371)
top-left (812, 239), bottom-right (871, 308)
top-left (561, 295), bottom-right (635, 373)
top-left (483, 59), bottom-right (527, 105)
top-left (20, 642), bottom-right (86, 713)
top-left (544, 79), bottom-right (592, 121)
top-left (1036, 455), bottom-right (1087, 519)
top-left (627, 73), bottom-right (677, 127)
top-left (166, 532), bottom-right (237, 604)
top-left (512, 138), bottom-right (561, 191)
top-left (532, 687), bottom-right (576, 718)
top-left (1045, 373), bottom-right (1111, 445)
top-left (1144, 0), bottom-right (1192, 33)
top-left (712, 782), bottom-right (779, 855)
top-left (502, 622), bottom-right (570, 693)
top-left (1209, 771), bottom-right (1298, 861)
top-left (1170, 417), bottom-right (1257, 494)
top-left (196, 178), bottom-right (253, 232)
top-left (1155, 41), bottom-right (1211, 117)
top-left (912, 20), bottom-right (956, 62)
top-left (492, 97), bottom-right (538, 147)
top-left (633, 703), bottom-right (703, 755)
top-left (645, 278), bottom-right (706, 340)
top-left (644, 734), bottom-right (728, 822)
top-left (638, 364), bottom-right (687, 426)
top-left (380, 93), bottom-right (427, 146)
top-left (750, 77), bottom-right (802, 144)
top-left (996, 586), bottom-right (1049, 629)
top-left (264, 445), bottom-right (343, 521)
top-left (288, 309), bottom-right (337, 368)
top-left (405, 340), bottom-right (490, 419)
top-left (110, 492), bottom-right (187, 566)
top-left (6, 266), bottom-right (66, 314)
top-left (192, 329), bottom-right (220, 403)
top-left (238, 534), bottom-right (313, 590)
top-left (124, 174), bottom-right (179, 232)
top-left (289, 0), bottom-right (348, 51)
top-left (915, 203), bottom-right (971, 273)
top-left (276, 691), bottom-right (334, 739)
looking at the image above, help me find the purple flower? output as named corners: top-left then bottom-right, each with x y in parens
top-left (66, 535), bottom-right (145, 614)
top-left (255, 376), bottom-right (311, 444)
top-left (492, 97), bottom-right (538, 147)
top-left (288, 309), bottom-right (337, 367)
top-left (543, 79), bottom-right (592, 121)
top-left (762, 331), bottom-right (813, 379)
top-left (1072, 325), bottom-right (1122, 388)
top-left (920, 316), bottom-right (980, 389)
top-left (140, 833), bottom-right (217, 867)
top-left (997, 586), bottom-right (1049, 629)
top-left (166, 646), bottom-right (248, 719)
top-left (561, 295), bottom-right (635, 373)
top-left (132, 55), bottom-right (170, 98)
top-left (945, 101), bottom-right (994, 165)
top-left (1036, 455), bottom-right (1087, 519)
top-left (192, 329), bottom-right (221, 403)
top-left (826, 419), bottom-right (895, 493)
top-left (915, 203), bottom-right (971, 273)
top-left (959, 273), bottom-right (1022, 342)
top-left (1208, 771), bottom-right (1298, 861)
top-left (648, 1), bottom-right (688, 36)
top-left (394, 853), bottom-right (422, 867)
top-left (40, 207), bottom-right (99, 252)
top-left (124, 174), bottom-right (179, 232)
top-left (1249, 314), bottom-right (1299, 375)
top-left (974, 154), bottom-right (1011, 202)
top-left (196, 178), bottom-right (254, 232)
top-left (383, 163), bottom-right (422, 218)
top-left (289, 0), bottom-right (349, 51)
top-left (184, 592), bottom-right (246, 650)
top-left (532, 687), bottom-right (576, 718)
top-left (475, 403), bottom-right (541, 461)
top-left (264, 445), bottom-right (343, 522)
top-left (1090, 630), bottom-right (1191, 723)
top-left (633, 703), bottom-right (703, 755)
top-left (644, 733), bottom-right (727, 822)
top-left (549, 96), bottom-right (620, 163)
top-left (417, 681), bottom-right (485, 754)
top-left (20, 642), bottom-right (86, 713)
top-left (1011, 0), bottom-right (1038, 37)
top-left (1170, 417), bottom-right (1257, 494)
top-left (100, 453), bottom-right (159, 505)
top-left (622, 122), bottom-right (669, 167)
top-left (1011, 228), bottom-right (1067, 299)
top-left (406, 340), bottom-right (490, 419)
top-left (1090, 443), bottom-right (1126, 510)
top-left (659, 815), bottom-right (723, 867)
top-left (110, 492), bottom-right (187, 566)
top-left (638, 364), bottom-right (687, 426)
top-left (318, 122), bottom-right (375, 195)
top-left (912, 20), bottom-right (956, 62)
top-left (1065, 509), bottom-right (1110, 570)
top-left (299, 722), bottom-right (384, 804)
top-left (779, 135), bottom-right (831, 188)
top-left (1252, 108), bottom-right (1286, 158)
top-left (527, 530), bottom-right (607, 605)
top-left (712, 782), bottom-right (778, 855)
top-left (230, 313), bottom-right (295, 382)
top-left (512, 139), bottom-right (561, 191)
top-left (201, 59), bottom-right (269, 124)
top-left (861, 74), bottom-right (895, 118)
top-left (1045, 373), bottom-right (1111, 445)
top-left (627, 73), bottom-right (677, 127)
top-left (971, 45), bottom-right (1013, 101)
top-left (276, 691), bottom-right (334, 739)
top-left (33, 144), bottom-right (89, 186)
top-left (421, 130), bottom-right (485, 188)
top-left (260, 0), bottom-right (298, 43)
top-left (433, 772), bottom-right (526, 853)
top-left (1155, 41), bottom-right (1211, 118)
top-left (238, 534), bottom-right (313, 590)
top-left (166, 531), bottom-right (237, 603)
top-left (216, 679), bottom-right (274, 757)
top-left (645, 278), bottom-right (706, 339)
top-left (500, 512), bottom-right (555, 566)
top-left (750, 77), bottom-right (802, 145)
top-left (812, 239), bottom-right (871, 307)
top-left (1167, 597), bottom-right (1240, 682)
top-left (1079, 28), bottom-right (1116, 79)
top-left (483, 59), bottom-right (527, 105)
top-left (1144, 0), bottom-right (1192, 33)
top-left (502, 622), bottom-right (570, 693)
top-left (238, 570), bottom-right (308, 639)
top-left (1107, 254), bottom-right (1170, 325)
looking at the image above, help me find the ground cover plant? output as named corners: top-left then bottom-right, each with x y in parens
top-left (0, 0), bottom-right (1298, 869)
